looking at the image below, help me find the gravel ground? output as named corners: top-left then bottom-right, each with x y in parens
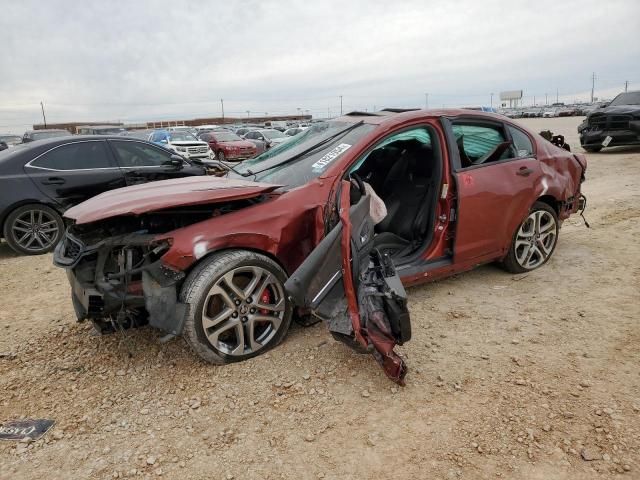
top-left (0, 116), bottom-right (638, 480)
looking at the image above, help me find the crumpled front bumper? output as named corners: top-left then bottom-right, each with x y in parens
top-left (54, 232), bottom-right (188, 336)
top-left (579, 120), bottom-right (640, 147)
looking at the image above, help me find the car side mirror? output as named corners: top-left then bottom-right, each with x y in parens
top-left (160, 138), bottom-right (168, 143)
top-left (166, 155), bottom-right (184, 168)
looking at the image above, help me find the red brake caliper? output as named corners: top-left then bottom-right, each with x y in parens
top-left (259, 288), bottom-right (272, 315)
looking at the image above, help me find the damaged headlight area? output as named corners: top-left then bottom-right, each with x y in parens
top-left (54, 198), bottom-right (272, 338)
top-left (54, 228), bottom-right (186, 336)
top-left (53, 210), bottom-right (213, 337)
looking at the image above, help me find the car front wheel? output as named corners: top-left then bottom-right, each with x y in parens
top-left (180, 250), bottom-right (292, 364)
top-left (218, 150), bottom-right (226, 162)
top-left (3, 204), bottom-right (64, 255)
top-left (501, 202), bottom-right (559, 273)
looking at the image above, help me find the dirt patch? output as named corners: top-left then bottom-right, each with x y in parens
top-left (0, 117), bottom-right (638, 479)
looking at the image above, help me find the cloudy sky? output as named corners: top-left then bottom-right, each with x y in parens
top-left (1, 0), bottom-right (639, 132)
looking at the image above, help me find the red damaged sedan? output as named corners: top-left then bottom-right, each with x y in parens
top-left (54, 109), bottom-right (586, 383)
top-left (198, 131), bottom-right (257, 161)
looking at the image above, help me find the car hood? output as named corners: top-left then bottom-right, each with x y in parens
top-left (64, 176), bottom-right (282, 225)
top-left (588, 105), bottom-right (640, 117)
top-left (169, 141), bottom-right (209, 146)
top-left (218, 140), bottom-right (256, 149)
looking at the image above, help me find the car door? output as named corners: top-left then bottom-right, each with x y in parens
top-left (108, 139), bottom-right (204, 185)
top-left (24, 140), bottom-right (126, 210)
top-left (444, 118), bottom-right (541, 263)
top-left (284, 180), bottom-right (411, 384)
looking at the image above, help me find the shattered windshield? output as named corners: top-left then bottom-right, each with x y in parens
top-left (231, 121), bottom-right (375, 187)
top-left (609, 92), bottom-right (640, 106)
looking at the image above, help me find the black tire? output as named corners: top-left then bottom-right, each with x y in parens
top-left (582, 145), bottom-right (602, 153)
top-left (501, 201), bottom-right (559, 274)
top-left (218, 150), bottom-right (226, 162)
top-left (2, 203), bottom-right (64, 255)
top-left (180, 250), bottom-right (292, 364)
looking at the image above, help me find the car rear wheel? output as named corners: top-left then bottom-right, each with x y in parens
top-left (582, 145), bottom-right (602, 153)
top-left (180, 250), bottom-right (292, 364)
top-left (3, 204), bottom-right (64, 255)
top-left (218, 151), bottom-right (226, 162)
top-left (501, 202), bottom-right (559, 273)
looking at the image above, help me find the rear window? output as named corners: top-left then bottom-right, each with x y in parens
top-left (30, 141), bottom-right (112, 170)
top-left (507, 126), bottom-right (534, 157)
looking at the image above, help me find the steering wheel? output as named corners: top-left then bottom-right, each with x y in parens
top-left (347, 172), bottom-right (366, 206)
top-left (349, 172), bottom-right (366, 195)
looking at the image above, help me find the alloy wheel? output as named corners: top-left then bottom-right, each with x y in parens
top-left (10, 208), bottom-right (60, 253)
top-left (514, 210), bottom-right (557, 270)
top-left (201, 266), bottom-right (286, 356)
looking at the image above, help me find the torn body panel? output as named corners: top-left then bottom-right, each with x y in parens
top-left (536, 141), bottom-right (587, 220)
top-left (285, 181), bottom-right (410, 384)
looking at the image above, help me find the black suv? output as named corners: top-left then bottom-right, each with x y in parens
top-left (578, 91), bottom-right (640, 152)
top-left (0, 136), bottom-right (206, 255)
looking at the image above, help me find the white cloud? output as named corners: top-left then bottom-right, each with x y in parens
top-left (1, 0), bottom-right (639, 132)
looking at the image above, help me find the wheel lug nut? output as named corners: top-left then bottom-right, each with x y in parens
top-left (232, 312), bottom-right (238, 318)
top-left (235, 299), bottom-right (241, 306)
top-left (241, 316), bottom-right (248, 323)
top-left (250, 308), bottom-right (256, 314)
top-left (246, 297), bottom-right (253, 304)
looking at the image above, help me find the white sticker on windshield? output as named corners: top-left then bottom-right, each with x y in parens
top-left (311, 143), bottom-right (352, 172)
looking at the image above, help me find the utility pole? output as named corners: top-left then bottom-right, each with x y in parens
top-left (625, 80), bottom-right (629, 92)
top-left (490, 93), bottom-right (494, 108)
top-left (220, 99), bottom-right (225, 123)
top-left (533, 95), bottom-right (536, 106)
top-left (545, 93), bottom-right (548, 106)
top-left (591, 72), bottom-right (596, 103)
top-left (339, 95), bottom-right (343, 115)
top-left (556, 88), bottom-right (559, 104)
top-left (40, 101), bottom-right (47, 127)
top-left (425, 93), bottom-right (429, 109)
top-left (246, 110), bottom-right (250, 119)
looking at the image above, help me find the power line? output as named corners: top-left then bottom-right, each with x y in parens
top-left (40, 101), bottom-right (47, 128)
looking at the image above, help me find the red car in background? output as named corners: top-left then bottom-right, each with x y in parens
top-left (54, 109), bottom-right (587, 383)
top-left (198, 131), bottom-right (257, 161)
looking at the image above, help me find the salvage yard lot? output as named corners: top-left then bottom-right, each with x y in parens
top-left (0, 117), bottom-right (638, 479)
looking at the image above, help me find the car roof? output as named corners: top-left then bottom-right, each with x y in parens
top-left (335, 108), bottom-right (512, 127)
